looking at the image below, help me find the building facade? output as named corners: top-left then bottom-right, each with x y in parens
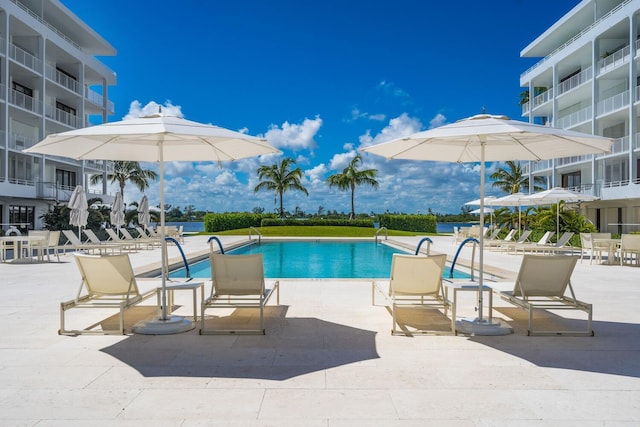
top-left (520, 0), bottom-right (640, 234)
top-left (0, 0), bottom-right (115, 233)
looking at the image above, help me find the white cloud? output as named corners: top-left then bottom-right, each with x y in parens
top-left (368, 113), bottom-right (386, 121)
top-left (123, 100), bottom-right (183, 119)
top-left (358, 113), bottom-right (423, 148)
top-left (264, 116), bottom-right (322, 151)
top-left (329, 150), bottom-right (357, 170)
top-left (306, 164), bottom-right (328, 184)
top-left (429, 113), bottom-right (447, 129)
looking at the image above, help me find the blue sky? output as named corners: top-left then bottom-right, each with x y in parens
top-left (61, 0), bottom-right (578, 215)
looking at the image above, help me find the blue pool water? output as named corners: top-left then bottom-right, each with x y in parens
top-left (169, 240), bottom-right (470, 279)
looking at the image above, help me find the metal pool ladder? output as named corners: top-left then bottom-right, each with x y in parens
top-left (375, 227), bottom-right (388, 243)
top-left (450, 237), bottom-right (479, 280)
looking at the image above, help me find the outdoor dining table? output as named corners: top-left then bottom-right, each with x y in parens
top-left (0, 235), bottom-right (48, 261)
top-left (593, 238), bottom-right (621, 265)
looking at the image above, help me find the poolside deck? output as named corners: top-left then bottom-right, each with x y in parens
top-left (1, 234), bottom-right (639, 425)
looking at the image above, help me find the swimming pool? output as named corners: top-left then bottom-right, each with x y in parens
top-left (169, 240), bottom-right (470, 279)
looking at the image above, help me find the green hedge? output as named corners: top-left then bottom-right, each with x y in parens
top-left (204, 213), bottom-right (276, 232)
top-left (261, 218), bottom-right (375, 227)
top-left (378, 214), bottom-right (437, 233)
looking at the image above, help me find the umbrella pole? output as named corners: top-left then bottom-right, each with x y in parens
top-left (477, 143), bottom-right (485, 322)
top-left (132, 144), bottom-right (194, 335)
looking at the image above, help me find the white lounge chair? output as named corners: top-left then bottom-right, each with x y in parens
top-left (485, 229), bottom-right (516, 249)
top-left (60, 253), bottom-right (157, 335)
top-left (200, 253), bottom-right (280, 335)
top-left (497, 229), bottom-right (531, 252)
top-left (119, 227), bottom-right (159, 248)
top-left (509, 231), bottom-right (555, 254)
top-left (61, 230), bottom-right (121, 255)
top-left (491, 254), bottom-right (593, 336)
top-left (105, 228), bottom-right (141, 250)
top-left (372, 253), bottom-right (451, 335)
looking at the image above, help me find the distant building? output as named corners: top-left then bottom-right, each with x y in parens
top-left (0, 0), bottom-right (115, 233)
top-left (520, 0), bottom-right (640, 233)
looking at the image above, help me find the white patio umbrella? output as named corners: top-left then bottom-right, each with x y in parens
top-left (522, 187), bottom-right (599, 237)
top-left (465, 196), bottom-right (498, 229)
top-left (110, 191), bottom-right (126, 229)
top-left (138, 195), bottom-right (151, 229)
top-left (68, 185), bottom-right (88, 240)
top-left (361, 113), bottom-right (612, 335)
top-left (487, 192), bottom-right (531, 232)
top-left (24, 112), bottom-right (280, 334)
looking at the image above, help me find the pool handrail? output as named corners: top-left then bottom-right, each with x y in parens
top-left (165, 237), bottom-right (191, 279)
top-left (375, 227), bottom-right (388, 243)
top-left (207, 236), bottom-right (225, 254)
top-left (249, 226), bottom-right (262, 243)
top-left (415, 237), bottom-right (433, 255)
top-left (450, 237), bottom-right (479, 280)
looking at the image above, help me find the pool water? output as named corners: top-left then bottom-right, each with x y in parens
top-left (170, 240), bottom-right (471, 279)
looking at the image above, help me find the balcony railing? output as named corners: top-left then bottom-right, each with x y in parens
top-left (10, 0), bottom-right (81, 51)
top-left (556, 154), bottom-right (592, 166)
top-left (557, 66), bottom-right (592, 96)
top-left (524, 159), bottom-right (553, 174)
top-left (598, 44), bottom-right (630, 74)
top-left (9, 89), bottom-right (42, 114)
top-left (596, 136), bottom-right (629, 158)
top-left (9, 133), bottom-right (38, 150)
top-left (556, 106), bottom-right (592, 128)
top-left (85, 88), bottom-right (115, 113)
top-left (45, 65), bottom-right (81, 94)
top-left (532, 88), bottom-right (553, 109)
top-left (44, 104), bottom-right (82, 128)
top-left (597, 90), bottom-right (629, 116)
top-left (521, 0), bottom-right (631, 78)
top-left (9, 43), bottom-right (41, 73)
top-left (634, 132), bottom-right (640, 151)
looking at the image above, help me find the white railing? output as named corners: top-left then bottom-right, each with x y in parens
top-left (597, 90), bottom-right (630, 116)
top-left (521, 101), bottom-right (530, 116)
top-left (10, 0), bottom-right (81, 51)
top-left (521, 0), bottom-right (632, 78)
top-left (45, 65), bottom-right (81, 94)
top-left (556, 154), bottom-right (592, 166)
top-left (598, 44), bottom-right (630, 74)
top-left (85, 88), bottom-right (115, 113)
top-left (556, 106), bottom-right (592, 128)
top-left (9, 43), bottom-right (41, 72)
top-left (532, 88), bottom-right (553, 109)
top-left (9, 89), bottom-right (42, 114)
top-left (8, 133), bottom-right (38, 150)
top-left (527, 159), bottom-right (553, 173)
top-left (595, 136), bottom-right (629, 158)
top-left (44, 104), bottom-right (81, 128)
top-left (85, 160), bottom-right (107, 170)
top-left (557, 66), bottom-right (592, 96)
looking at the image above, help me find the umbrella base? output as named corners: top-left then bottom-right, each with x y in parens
top-left (132, 315), bottom-right (194, 335)
top-left (455, 317), bottom-right (513, 336)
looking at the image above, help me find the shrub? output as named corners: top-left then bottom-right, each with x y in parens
top-left (378, 214), bottom-right (437, 233)
top-left (261, 218), bottom-right (374, 227)
top-left (204, 213), bottom-right (276, 232)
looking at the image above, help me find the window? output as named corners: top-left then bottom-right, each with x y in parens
top-left (56, 67), bottom-right (77, 81)
top-left (12, 81), bottom-right (33, 97)
top-left (56, 169), bottom-right (76, 188)
top-left (561, 171), bottom-right (581, 188)
top-left (56, 101), bottom-right (76, 115)
top-left (9, 205), bottom-right (35, 230)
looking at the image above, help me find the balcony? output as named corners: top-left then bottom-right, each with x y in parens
top-left (598, 44), bottom-right (630, 75)
top-left (45, 65), bottom-right (81, 94)
top-left (557, 67), bottom-right (592, 96)
top-left (85, 88), bottom-right (115, 114)
top-left (9, 89), bottom-right (42, 114)
top-left (524, 159), bottom-right (553, 174)
top-left (532, 88), bottom-right (553, 109)
top-left (9, 43), bottom-right (41, 73)
top-left (45, 104), bottom-right (82, 128)
top-left (596, 136), bottom-right (629, 158)
top-left (556, 154), bottom-right (592, 167)
top-left (556, 106), bottom-right (592, 128)
top-left (9, 133), bottom-right (38, 151)
top-left (596, 90), bottom-right (629, 116)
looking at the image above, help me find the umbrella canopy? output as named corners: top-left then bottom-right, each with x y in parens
top-left (110, 191), bottom-right (125, 229)
top-left (361, 113), bottom-right (612, 335)
top-left (522, 187), bottom-right (599, 236)
top-left (138, 195), bottom-right (151, 228)
top-left (68, 185), bottom-right (88, 239)
top-left (24, 113), bottom-right (280, 334)
top-left (487, 192), bottom-right (531, 232)
top-left (465, 196), bottom-right (498, 206)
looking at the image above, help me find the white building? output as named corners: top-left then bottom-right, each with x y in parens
top-left (0, 0), bottom-right (115, 233)
top-left (520, 0), bottom-right (640, 234)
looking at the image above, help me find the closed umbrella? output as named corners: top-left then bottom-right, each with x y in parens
top-left (138, 195), bottom-right (151, 230)
top-left (68, 185), bottom-right (88, 240)
top-left (110, 191), bottom-right (125, 230)
top-left (361, 113), bottom-right (612, 335)
top-left (522, 187), bottom-right (599, 237)
top-left (24, 112), bottom-right (280, 334)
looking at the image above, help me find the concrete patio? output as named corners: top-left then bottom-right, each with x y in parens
top-left (1, 234), bottom-right (638, 426)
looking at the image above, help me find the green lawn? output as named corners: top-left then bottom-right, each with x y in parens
top-left (201, 226), bottom-right (437, 237)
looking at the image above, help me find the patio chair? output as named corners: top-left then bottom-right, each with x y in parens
top-left (119, 227), bottom-right (159, 248)
top-left (509, 231), bottom-right (555, 254)
top-left (200, 253), bottom-right (280, 335)
top-left (579, 233), bottom-right (610, 264)
top-left (60, 253), bottom-right (157, 335)
top-left (372, 253), bottom-right (451, 335)
top-left (618, 234), bottom-right (640, 266)
top-left (522, 232), bottom-right (574, 255)
top-left (497, 229), bottom-right (531, 252)
top-left (491, 254), bottom-right (593, 336)
top-left (31, 230), bottom-right (62, 262)
top-left (61, 230), bottom-right (121, 255)
top-left (485, 229), bottom-right (516, 249)
top-left (105, 228), bottom-right (141, 250)
top-left (27, 230), bottom-right (50, 261)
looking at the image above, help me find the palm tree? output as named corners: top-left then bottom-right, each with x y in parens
top-left (89, 161), bottom-right (158, 195)
top-left (254, 158), bottom-right (308, 218)
top-left (327, 153), bottom-right (379, 219)
top-left (490, 161), bottom-right (545, 195)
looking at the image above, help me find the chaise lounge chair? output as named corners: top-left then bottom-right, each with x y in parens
top-left (119, 227), bottom-right (160, 248)
top-left (372, 253), bottom-right (451, 335)
top-left (491, 254), bottom-right (593, 336)
top-left (496, 229), bottom-right (531, 252)
top-left (200, 253), bottom-right (280, 335)
top-left (508, 231), bottom-right (555, 254)
top-left (485, 229), bottom-right (516, 249)
top-left (61, 230), bottom-right (121, 255)
top-left (59, 253), bottom-right (157, 335)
